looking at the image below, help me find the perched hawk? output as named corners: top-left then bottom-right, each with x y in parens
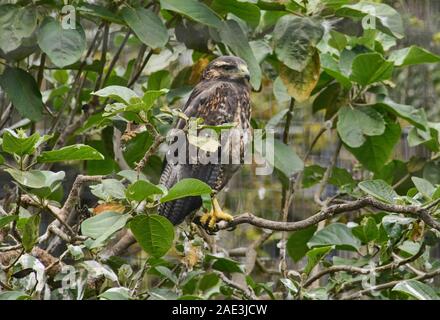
top-left (158, 56), bottom-right (251, 230)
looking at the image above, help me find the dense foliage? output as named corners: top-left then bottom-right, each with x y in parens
top-left (1, 0), bottom-right (440, 300)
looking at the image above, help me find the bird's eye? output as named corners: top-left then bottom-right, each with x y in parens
top-left (222, 64), bottom-right (235, 71)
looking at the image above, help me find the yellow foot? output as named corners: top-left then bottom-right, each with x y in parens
top-left (199, 198), bottom-right (233, 232)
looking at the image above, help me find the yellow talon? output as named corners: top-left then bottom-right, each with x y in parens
top-left (199, 198), bottom-right (233, 232)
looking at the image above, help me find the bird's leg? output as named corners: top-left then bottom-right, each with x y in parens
top-left (199, 197), bottom-right (233, 231)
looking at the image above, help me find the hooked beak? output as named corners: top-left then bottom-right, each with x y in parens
top-left (238, 64), bottom-right (250, 81)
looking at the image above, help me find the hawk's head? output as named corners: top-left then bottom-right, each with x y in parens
top-left (201, 56), bottom-right (250, 83)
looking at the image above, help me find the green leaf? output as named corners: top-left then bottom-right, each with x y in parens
top-left (329, 167), bottom-right (355, 189)
top-left (308, 223), bottom-right (361, 251)
top-left (211, 0), bottom-right (260, 28)
top-left (155, 266), bottom-right (179, 284)
top-left (160, 0), bottom-right (223, 29)
top-left (160, 178), bottom-right (212, 203)
top-left (280, 51), bottom-right (321, 103)
top-left (129, 214), bottom-right (174, 258)
top-left (0, 215), bottom-right (18, 229)
top-left (392, 280), bottom-right (440, 300)
top-left (90, 179), bottom-right (126, 200)
top-left (272, 77), bottom-right (290, 107)
top-left (304, 245), bottom-right (333, 275)
top-left (313, 82), bottom-right (346, 119)
top-left (99, 287), bottom-right (131, 300)
top-left (22, 214), bottom-right (40, 252)
top-left (92, 85), bottom-right (139, 104)
top-left (126, 180), bottom-right (164, 202)
top-left (199, 273), bottom-right (220, 291)
top-left (346, 120), bottom-right (401, 173)
top-left (37, 144), bottom-right (104, 163)
top-left (350, 53), bottom-right (393, 86)
top-left (0, 67), bottom-right (43, 121)
top-left (257, 139), bottom-right (304, 181)
top-left (117, 170), bottom-right (148, 183)
top-left (77, 4), bottom-right (123, 24)
top-left (411, 177), bottom-right (435, 199)
top-left (337, 106), bottom-right (385, 148)
top-left (2, 131), bottom-right (40, 156)
top-left (358, 179), bottom-right (398, 204)
top-left (5, 168), bottom-right (65, 190)
top-left (211, 257), bottom-right (243, 273)
top-left (389, 46), bottom-right (440, 67)
top-left (121, 6), bottom-right (168, 49)
top-left (353, 216), bottom-right (379, 243)
top-left (375, 98), bottom-right (428, 130)
top-left (81, 212), bottom-right (130, 249)
top-left (37, 17), bottom-right (86, 68)
top-left (218, 20), bottom-right (262, 89)
top-left (0, 291), bottom-right (30, 300)
top-left (0, 4), bottom-right (37, 54)
top-left (320, 53), bottom-right (352, 88)
top-left (142, 89), bottom-right (168, 110)
top-left (287, 225), bottom-right (318, 262)
top-left (382, 215), bottom-right (414, 239)
top-left (274, 15), bottom-right (324, 72)
top-left (337, 2), bottom-right (404, 39)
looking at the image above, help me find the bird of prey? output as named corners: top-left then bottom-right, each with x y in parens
top-left (158, 56), bottom-right (251, 231)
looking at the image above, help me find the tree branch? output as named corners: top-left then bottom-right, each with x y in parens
top-left (218, 197), bottom-right (440, 232)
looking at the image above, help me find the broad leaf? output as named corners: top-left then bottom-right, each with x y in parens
top-left (211, 257), bottom-right (243, 273)
top-left (22, 214), bottom-right (40, 252)
top-left (0, 291), bottom-right (30, 300)
top-left (129, 214), bottom-right (174, 258)
top-left (389, 46), bottom-right (440, 67)
top-left (0, 67), bottom-right (43, 121)
top-left (0, 4), bottom-right (37, 53)
top-left (280, 51), bottom-right (320, 102)
top-left (142, 89), bottom-right (168, 110)
top-left (77, 4), bottom-right (123, 24)
top-left (337, 106), bottom-right (385, 148)
top-left (392, 280), bottom-right (440, 300)
top-left (313, 82), bottom-right (346, 119)
top-left (308, 223), bottom-right (361, 251)
top-left (38, 144), bottom-right (104, 163)
top-left (304, 245), bottom-right (333, 275)
top-left (320, 53), bottom-right (352, 88)
top-left (90, 179), bottom-right (126, 200)
top-left (211, 0), bottom-right (260, 28)
top-left (337, 2), bottom-right (404, 39)
top-left (81, 212), bottom-right (130, 248)
top-left (126, 180), bottom-right (164, 202)
top-left (257, 138), bottom-right (304, 182)
top-left (121, 6), bottom-right (168, 49)
top-left (92, 85), bottom-right (139, 104)
top-left (358, 179), bottom-right (398, 204)
top-left (37, 17), bottom-right (86, 68)
top-left (411, 177), bottom-right (435, 199)
top-left (160, 178), bottom-right (212, 203)
top-left (0, 215), bottom-right (18, 229)
top-left (160, 0), bottom-right (223, 29)
top-left (99, 287), bottom-right (131, 300)
top-left (2, 131), bottom-right (40, 156)
top-left (375, 98), bottom-right (428, 130)
top-left (274, 15), bottom-right (324, 72)
top-left (287, 225), bottom-right (318, 262)
top-left (350, 53), bottom-right (393, 86)
top-left (5, 168), bottom-right (65, 190)
top-left (346, 120), bottom-right (401, 173)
